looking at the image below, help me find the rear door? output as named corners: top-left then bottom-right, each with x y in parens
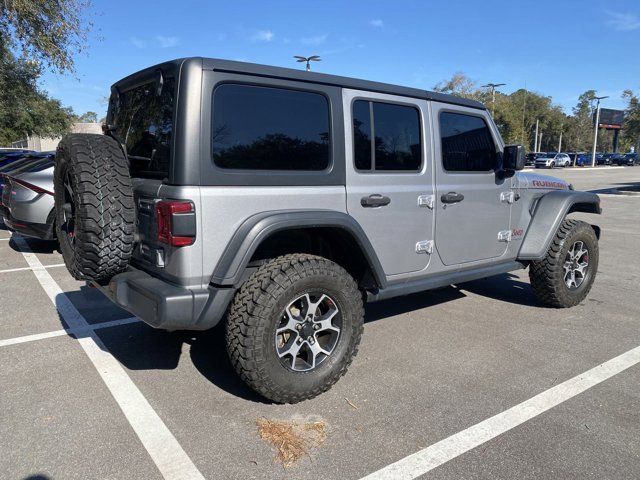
top-left (343, 89), bottom-right (434, 277)
top-left (431, 104), bottom-right (512, 266)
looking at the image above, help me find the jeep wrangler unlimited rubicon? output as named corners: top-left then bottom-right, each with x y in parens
top-left (54, 58), bottom-right (601, 403)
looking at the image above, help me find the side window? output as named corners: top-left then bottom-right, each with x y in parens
top-left (439, 112), bottom-right (497, 172)
top-left (212, 84), bottom-right (330, 170)
top-left (352, 99), bottom-right (421, 172)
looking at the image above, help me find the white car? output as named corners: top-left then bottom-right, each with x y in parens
top-left (535, 152), bottom-right (571, 168)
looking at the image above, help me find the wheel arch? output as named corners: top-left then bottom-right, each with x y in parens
top-left (518, 190), bottom-right (602, 261)
top-left (210, 210), bottom-right (387, 289)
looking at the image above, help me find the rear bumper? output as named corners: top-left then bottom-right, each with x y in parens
top-left (95, 269), bottom-right (236, 331)
top-left (2, 210), bottom-right (55, 240)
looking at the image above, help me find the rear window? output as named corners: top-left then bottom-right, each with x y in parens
top-left (211, 84), bottom-right (330, 170)
top-left (110, 77), bottom-right (175, 179)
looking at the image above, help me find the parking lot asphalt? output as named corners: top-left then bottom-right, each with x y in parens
top-left (1, 166), bottom-right (640, 480)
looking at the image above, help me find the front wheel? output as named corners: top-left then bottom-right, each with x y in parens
top-left (529, 219), bottom-right (599, 308)
top-left (225, 254), bottom-right (364, 403)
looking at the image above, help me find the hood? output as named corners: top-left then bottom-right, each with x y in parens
top-left (514, 171), bottom-right (570, 191)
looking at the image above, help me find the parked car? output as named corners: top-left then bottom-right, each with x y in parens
top-left (535, 152), bottom-right (571, 168)
top-left (1, 152), bottom-right (56, 240)
top-left (599, 153), bottom-right (614, 165)
top-left (0, 148), bottom-right (33, 157)
top-left (0, 152), bottom-right (55, 207)
top-left (625, 153), bottom-right (638, 165)
top-left (612, 153), bottom-right (638, 166)
top-left (53, 57), bottom-right (601, 403)
top-left (567, 152), bottom-right (589, 166)
top-left (525, 152), bottom-right (546, 166)
top-left (591, 153), bottom-right (607, 165)
top-left (0, 151), bottom-right (32, 169)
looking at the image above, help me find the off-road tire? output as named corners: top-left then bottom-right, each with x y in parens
top-left (529, 219), bottom-right (599, 308)
top-left (226, 254), bottom-right (364, 403)
top-left (54, 134), bottom-right (135, 282)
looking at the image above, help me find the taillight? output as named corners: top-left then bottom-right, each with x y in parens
top-left (155, 200), bottom-right (196, 247)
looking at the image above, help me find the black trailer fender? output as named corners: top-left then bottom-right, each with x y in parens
top-left (518, 190), bottom-right (601, 261)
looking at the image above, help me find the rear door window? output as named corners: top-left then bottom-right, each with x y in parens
top-left (353, 100), bottom-right (422, 172)
top-left (212, 84), bottom-right (330, 170)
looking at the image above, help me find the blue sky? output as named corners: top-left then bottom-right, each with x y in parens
top-left (41, 0), bottom-right (640, 117)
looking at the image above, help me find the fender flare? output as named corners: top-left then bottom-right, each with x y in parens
top-left (210, 210), bottom-right (387, 288)
top-left (517, 190), bottom-right (601, 261)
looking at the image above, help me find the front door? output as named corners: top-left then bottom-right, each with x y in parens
top-left (431, 103), bottom-right (512, 266)
top-left (343, 89), bottom-right (434, 277)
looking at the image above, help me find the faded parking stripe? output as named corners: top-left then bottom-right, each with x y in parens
top-left (14, 237), bottom-right (206, 480)
top-left (0, 316), bottom-right (139, 348)
top-left (361, 344), bottom-right (640, 480)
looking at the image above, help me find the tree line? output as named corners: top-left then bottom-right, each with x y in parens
top-left (434, 73), bottom-right (639, 153)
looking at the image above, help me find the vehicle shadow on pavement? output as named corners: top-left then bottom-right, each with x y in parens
top-left (587, 181), bottom-right (640, 194)
top-left (8, 236), bottom-right (58, 254)
top-left (55, 291), bottom-right (270, 403)
top-left (53, 273), bottom-right (539, 403)
top-left (456, 273), bottom-right (541, 307)
top-left (363, 286), bottom-right (466, 323)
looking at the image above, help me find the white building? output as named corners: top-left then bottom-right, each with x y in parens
top-left (10, 123), bottom-right (102, 151)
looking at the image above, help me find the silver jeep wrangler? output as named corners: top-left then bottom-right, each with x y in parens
top-left (54, 58), bottom-right (601, 403)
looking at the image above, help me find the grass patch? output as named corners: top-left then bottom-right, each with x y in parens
top-left (256, 418), bottom-right (327, 468)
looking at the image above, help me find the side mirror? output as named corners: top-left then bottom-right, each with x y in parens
top-left (503, 145), bottom-right (525, 171)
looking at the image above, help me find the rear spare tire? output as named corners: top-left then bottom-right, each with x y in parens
top-left (54, 134), bottom-right (135, 282)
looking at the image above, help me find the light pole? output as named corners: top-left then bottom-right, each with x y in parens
top-left (591, 95), bottom-right (609, 167)
top-left (481, 82), bottom-right (506, 116)
top-left (294, 55), bottom-right (321, 71)
top-left (558, 125), bottom-right (563, 153)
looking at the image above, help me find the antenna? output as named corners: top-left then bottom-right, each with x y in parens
top-left (294, 55), bottom-right (321, 72)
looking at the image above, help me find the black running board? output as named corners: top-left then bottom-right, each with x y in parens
top-left (366, 260), bottom-right (526, 302)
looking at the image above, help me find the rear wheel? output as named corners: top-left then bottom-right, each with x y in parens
top-left (225, 254), bottom-right (364, 403)
top-left (529, 219), bottom-right (598, 308)
top-left (54, 134), bottom-right (135, 282)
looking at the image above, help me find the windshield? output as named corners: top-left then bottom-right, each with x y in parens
top-left (109, 77), bottom-right (175, 180)
top-left (543, 153), bottom-right (556, 158)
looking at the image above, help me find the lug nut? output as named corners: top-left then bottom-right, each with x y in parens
top-left (297, 337), bottom-right (303, 344)
top-left (313, 324), bottom-right (320, 330)
top-left (308, 337), bottom-right (315, 344)
top-left (295, 323), bottom-right (303, 331)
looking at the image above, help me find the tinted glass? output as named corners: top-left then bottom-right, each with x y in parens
top-left (440, 112), bottom-right (497, 171)
top-left (352, 100), bottom-right (422, 172)
top-left (212, 84), bottom-right (330, 170)
top-left (353, 100), bottom-right (372, 170)
top-left (373, 103), bottom-right (421, 171)
top-left (111, 77), bottom-right (175, 179)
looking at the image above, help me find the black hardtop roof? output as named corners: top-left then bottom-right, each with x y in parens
top-left (112, 57), bottom-right (486, 110)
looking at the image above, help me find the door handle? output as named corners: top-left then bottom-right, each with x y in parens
top-left (440, 192), bottom-right (464, 204)
top-left (361, 194), bottom-right (391, 208)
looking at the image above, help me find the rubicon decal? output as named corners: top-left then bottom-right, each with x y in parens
top-left (512, 228), bottom-right (524, 239)
top-left (531, 180), bottom-right (568, 190)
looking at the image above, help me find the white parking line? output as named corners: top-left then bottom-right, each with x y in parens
top-left (0, 263), bottom-right (65, 274)
top-left (0, 316), bottom-right (140, 348)
top-left (360, 344), bottom-right (640, 480)
top-left (14, 237), bottom-right (206, 480)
